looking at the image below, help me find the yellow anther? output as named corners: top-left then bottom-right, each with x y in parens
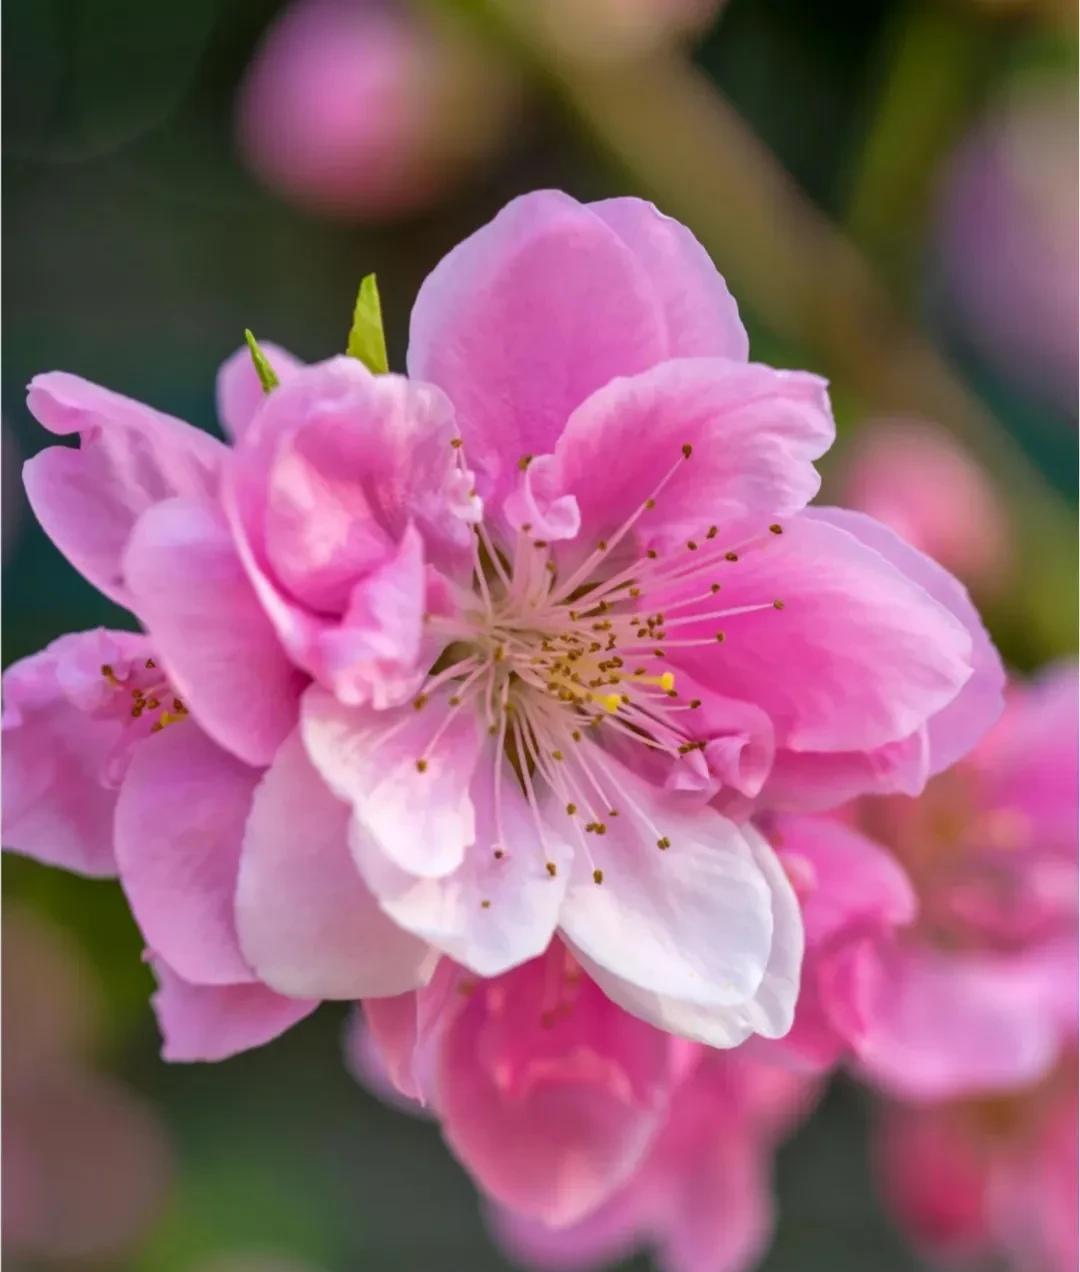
top-left (601, 693), bottom-right (622, 713)
top-left (659, 671), bottom-right (675, 692)
top-left (593, 869), bottom-right (604, 885)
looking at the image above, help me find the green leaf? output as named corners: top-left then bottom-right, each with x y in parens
top-left (244, 328), bottom-right (279, 393)
top-left (346, 273), bottom-right (389, 374)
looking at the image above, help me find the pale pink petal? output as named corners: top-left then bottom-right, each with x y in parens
top-left (544, 358), bottom-right (832, 552)
top-left (807, 507), bottom-right (1005, 774)
top-left (855, 945), bottom-right (1068, 1099)
top-left (115, 724), bottom-right (259, 985)
top-left (361, 962), bottom-right (461, 1104)
top-left (235, 731), bottom-right (437, 999)
top-left (23, 372), bottom-right (224, 606)
top-left (123, 497), bottom-right (306, 766)
top-left (435, 951), bottom-right (673, 1226)
top-left (488, 1192), bottom-right (645, 1271)
top-left (408, 190), bottom-right (667, 505)
top-left (301, 686), bottom-right (482, 878)
top-left (215, 341), bottom-right (303, 442)
top-left (572, 825), bottom-right (802, 1048)
top-left (151, 959), bottom-right (316, 1062)
top-left (590, 196), bottom-right (749, 361)
top-left (1, 630), bottom-right (153, 877)
top-left (674, 514), bottom-right (974, 754)
top-left (354, 750), bottom-right (572, 976)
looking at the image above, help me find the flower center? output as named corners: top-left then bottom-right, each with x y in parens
top-left (409, 439), bottom-right (786, 881)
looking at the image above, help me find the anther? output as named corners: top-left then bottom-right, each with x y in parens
top-left (450, 437), bottom-right (463, 449)
top-left (710, 583), bottom-right (721, 594)
top-left (518, 454), bottom-right (533, 470)
top-left (494, 849), bottom-right (505, 859)
top-left (481, 899), bottom-right (492, 909)
top-left (546, 861), bottom-right (558, 877)
top-left (566, 803), bottom-right (577, 816)
top-left (725, 551), bottom-right (739, 562)
top-left (687, 540), bottom-right (698, 551)
top-left (657, 836), bottom-right (671, 850)
top-left (681, 443), bottom-right (693, 459)
top-left (592, 869), bottom-right (604, 885)
top-left (769, 523), bottom-right (783, 534)
top-left (773, 599), bottom-right (785, 610)
top-left (715, 631), bottom-right (726, 643)
top-left (644, 498), bottom-right (656, 510)
top-left (413, 694), bottom-right (428, 710)
top-left (145, 658), bottom-right (156, 669)
top-left (706, 526), bottom-right (718, 539)
top-left (415, 758), bottom-right (428, 773)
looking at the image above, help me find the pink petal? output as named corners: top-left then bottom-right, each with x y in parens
top-left (150, 959), bottom-right (316, 1062)
top-left (558, 762), bottom-right (776, 1012)
top-left (235, 731), bottom-right (437, 999)
top-left (1, 630), bottom-right (154, 877)
top-left (354, 748), bottom-right (572, 977)
top-left (301, 686), bottom-right (481, 878)
top-left (674, 514), bottom-right (975, 754)
top-left (435, 950), bottom-right (673, 1226)
top-left (408, 190), bottom-right (667, 505)
top-left (545, 358), bottom-right (832, 553)
top-left (123, 497), bottom-right (306, 766)
top-left (23, 372), bottom-right (224, 606)
top-left (114, 723), bottom-right (258, 985)
top-left (761, 730), bottom-right (930, 813)
top-left (807, 507), bottom-right (1005, 774)
top-left (590, 196), bottom-right (749, 361)
top-left (215, 341), bottom-right (303, 442)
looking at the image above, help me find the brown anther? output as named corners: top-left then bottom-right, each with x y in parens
top-left (773, 599), bottom-right (785, 610)
top-left (629, 586), bottom-right (641, 597)
top-left (415, 758), bottom-right (429, 773)
top-left (566, 803), bottom-right (577, 816)
top-left (552, 750), bottom-right (564, 762)
top-left (690, 698), bottom-right (702, 709)
top-left (592, 869), bottom-right (604, 885)
top-left (686, 540), bottom-right (698, 552)
top-left (571, 730), bottom-right (582, 742)
top-left (145, 697), bottom-right (160, 710)
top-left (608, 808), bottom-right (619, 818)
top-left (450, 437), bottom-right (464, 449)
top-left (706, 526), bottom-right (718, 540)
top-left (595, 823), bottom-right (607, 836)
top-left (413, 694), bottom-right (428, 710)
top-left (481, 899), bottom-right (492, 909)
top-left (769, 523), bottom-right (783, 534)
top-left (644, 498), bottom-right (656, 510)
top-left (145, 658), bottom-right (156, 669)
top-left (150, 722), bottom-right (164, 733)
top-left (646, 548), bottom-right (658, 560)
top-left (521, 521), bottom-right (532, 533)
top-left (100, 664), bottom-right (114, 678)
top-left (681, 443), bottom-right (693, 459)
top-left (534, 540), bottom-right (548, 549)
top-left (597, 540), bottom-right (608, 551)
top-left (725, 551), bottom-right (739, 562)
top-left (546, 861), bottom-right (558, 877)
top-left (172, 698), bottom-right (185, 713)
top-left (710, 582), bottom-right (721, 594)
top-left (715, 631), bottom-right (726, 643)
top-left (657, 836), bottom-right (671, 850)
top-left (494, 849), bottom-right (505, 859)
top-left (654, 648), bottom-right (666, 658)
top-left (518, 454), bottom-right (533, 471)
top-left (131, 706), bottom-right (143, 718)
top-left (449, 695), bottom-right (462, 706)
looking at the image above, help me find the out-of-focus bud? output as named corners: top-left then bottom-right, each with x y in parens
top-left (236, 0), bottom-right (519, 221)
top-left (935, 80), bottom-right (1078, 415)
top-left (839, 419), bottom-right (1010, 594)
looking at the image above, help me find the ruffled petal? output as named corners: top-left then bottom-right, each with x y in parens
top-left (150, 959), bottom-right (316, 1062)
top-left (235, 731), bottom-right (437, 999)
top-left (123, 497), bottom-right (306, 767)
top-left (23, 372), bottom-right (224, 606)
top-left (115, 723), bottom-right (260, 984)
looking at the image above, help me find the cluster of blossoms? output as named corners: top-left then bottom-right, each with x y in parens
top-left (4, 192), bottom-right (1070, 1271)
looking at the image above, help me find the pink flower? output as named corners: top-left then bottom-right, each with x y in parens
top-left (491, 1055), bottom-right (819, 1272)
top-left (846, 663), bottom-right (1078, 1099)
top-left (356, 944), bottom-right (820, 1271)
top-left (236, 0), bottom-right (517, 220)
top-left (839, 419), bottom-right (1009, 593)
top-left (8, 191), bottom-right (1003, 1055)
top-left (875, 1058), bottom-right (1078, 1272)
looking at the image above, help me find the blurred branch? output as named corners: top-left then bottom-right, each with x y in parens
top-left (437, 0), bottom-right (1077, 658)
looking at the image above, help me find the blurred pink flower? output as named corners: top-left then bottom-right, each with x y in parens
top-left (847, 663), bottom-right (1078, 1099)
top-left (5, 191), bottom-right (1003, 1061)
top-left (236, 0), bottom-right (517, 220)
top-left (840, 420), bottom-right (1009, 593)
top-left (2, 909), bottom-right (172, 1265)
top-left (491, 1054), bottom-right (819, 1272)
top-left (356, 943), bottom-right (820, 1271)
top-left (876, 1057), bottom-right (1078, 1272)
top-left (936, 80), bottom-right (1078, 413)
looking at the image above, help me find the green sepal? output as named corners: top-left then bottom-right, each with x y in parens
top-left (244, 329), bottom-right (280, 393)
top-left (346, 274), bottom-right (389, 374)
